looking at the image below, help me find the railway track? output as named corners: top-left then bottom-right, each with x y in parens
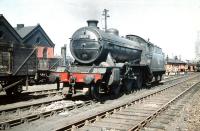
top-left (0, 73), bottom-right (196, 130)
top-left (0, 74), bottom-right (190, 116)
top-left (161, 73), bottom-right (190, 83)
top-left (54, 74), bottom-right (200, 131)
top-left (21, 73), bottom-right (181, 96)
top-left (0, 74), bottom-right (189, 105)
top-left (142, 81), bottom-right (200, 130)
top-left (24, 88), bottom-right (62, 96)
top-left (0, 99), bottom-right (96, 130)
top-left (23, 74), bottom-right (192, 98)
top-left (0, 87), bottom-right (62, 105)
top-left (0, 86), bottom-right (62, 97)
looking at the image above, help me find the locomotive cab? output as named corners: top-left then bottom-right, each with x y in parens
top-left (126, 35), bottom-right (165, 83)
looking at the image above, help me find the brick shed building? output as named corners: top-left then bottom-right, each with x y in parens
top-left (14, 23), bottom-right (55, 70)
top-left (165, 57), bottom-right (187, 75)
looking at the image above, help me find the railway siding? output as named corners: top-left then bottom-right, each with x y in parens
top-left (0, 100), bottom-right (96, 130)
top-left (1, 73), bottom-right (197, 131)
top-left (53, 74), bottom-right (200, 131)
top-left (142, 83), bottom-right (200, 130)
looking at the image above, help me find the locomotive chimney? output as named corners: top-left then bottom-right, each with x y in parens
top-left (87, 20), bottom-right (98, 27)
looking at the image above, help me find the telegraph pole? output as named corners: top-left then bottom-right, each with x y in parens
top-left (102, 9), bottom-right (110, 31)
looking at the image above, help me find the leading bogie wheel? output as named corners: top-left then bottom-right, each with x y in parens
top-left (62, 87), bottom-right (72, 99)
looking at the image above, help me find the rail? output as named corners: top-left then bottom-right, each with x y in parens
top-left (54, 74), bottom-right (200, 131)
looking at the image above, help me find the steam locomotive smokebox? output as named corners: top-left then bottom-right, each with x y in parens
top-left (87, 20), bottom-right (98, 27)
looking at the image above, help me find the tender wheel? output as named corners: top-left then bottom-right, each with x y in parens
top-left (135, 73), bottom-right (143, 89)
top-left (110, 84), bottom-right (121, 99)
top-left (159, 75), bottom-right (163, 81)
top-left (90, 82), bottom-right (102, 101)
top-left (124, 79), bottom-right (134, 94)
top-left (154, 75), bottom-right (159, 83)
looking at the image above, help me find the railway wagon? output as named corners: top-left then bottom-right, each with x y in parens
top-left (0, 41), bottom-right (38, 95)
top-left (0, 41), bottom-right (58, 95)
top-left (60, 20), bottom-right (165, 100)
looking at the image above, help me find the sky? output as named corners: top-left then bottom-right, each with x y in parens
top-left (0, 0), bottom-right (200, 60)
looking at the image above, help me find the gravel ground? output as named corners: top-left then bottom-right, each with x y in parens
top-left (1, 74), bottom-right (196, 131)
top-left (157, 83), bottom-right (200, 131)
top-left (0, 99), bottom-right (84, 122)
top-left (23, 84), bottom-right (60, 92)
top-left (9, 81), bottom-right (178, 131)
top-left (182, 85), bottom-right (200, 131)
top-left (0, 95), bottom-right (62, 109)
top-left (0, 84), bottom-right (59, 96)
top-left (0, 84), bottom-right (62, 109)
top-left (6, 85), bottom-right (200, 131)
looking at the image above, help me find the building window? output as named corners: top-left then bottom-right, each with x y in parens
top-left (0, 31), bottom-right (4, 39)
top-left (0, 51), bottom-right (10, 72)
top-left (36, 37), bottom-right (41, 43)
top-left (43, 47), bottom-right (47, 58)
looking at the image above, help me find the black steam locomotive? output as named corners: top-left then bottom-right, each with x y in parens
top-left (60, 20), bottom-right (165, 100)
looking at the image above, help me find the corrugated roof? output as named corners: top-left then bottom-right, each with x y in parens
top-left (14, 26), bottom-right (37, 38)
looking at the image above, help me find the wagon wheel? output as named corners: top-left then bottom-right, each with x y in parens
top-left (90, 81), bottom-right (102, 101)
top-left (13, 84), bottom-right (23, 95)
top-left (5, 85), bottom-right (22, 96)
top-left (5, 89), bottom-right (13, 96)
top-left (124, 79), bottom-right (134, 94)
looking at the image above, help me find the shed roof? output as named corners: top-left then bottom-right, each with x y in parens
top-left (166, 58), bottom-right (186, 64)
top-left (15, 25), bottom-right (37, 38)
top-left (14, 24), bottom-right (54, 47)
top-left (0, 14), bottom-right (22, 43)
